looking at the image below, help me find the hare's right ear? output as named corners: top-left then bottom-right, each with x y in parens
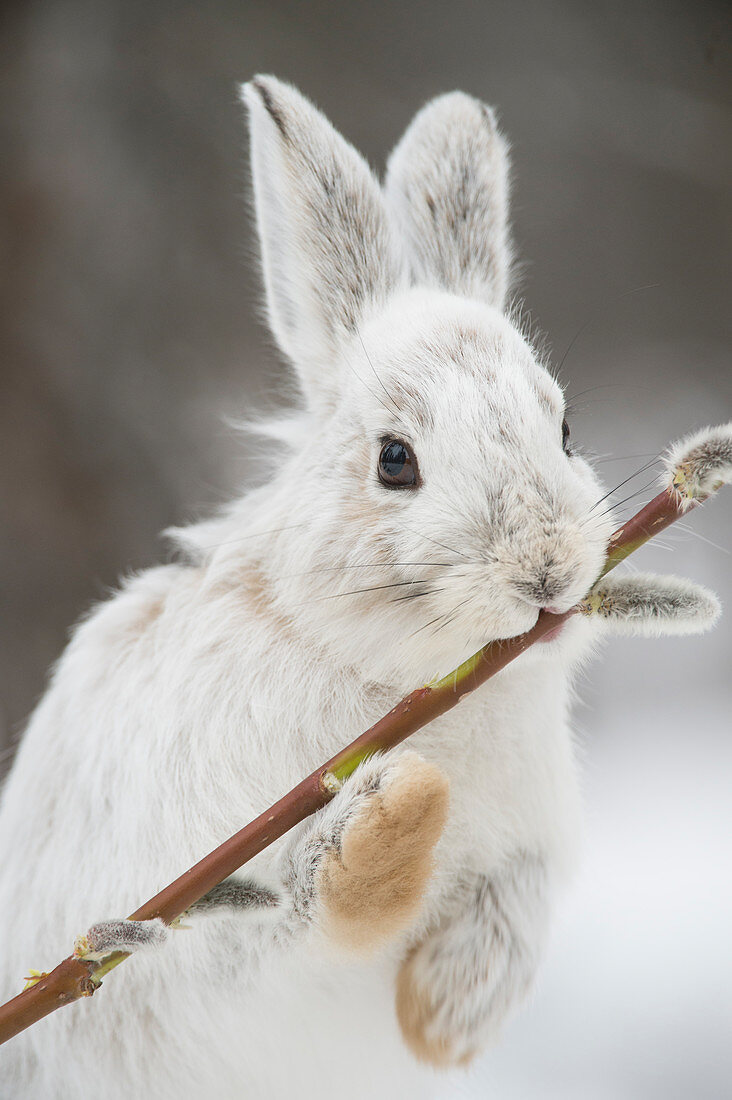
top-left (384, 93), bottom-right (512, 311)
top-left (242, 76), bottom-right (405, 412)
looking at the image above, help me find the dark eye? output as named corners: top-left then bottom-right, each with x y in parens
top-left (378, 439), bottom-right (419, 488)
top-left (561, 418), bottom-right (571, 453)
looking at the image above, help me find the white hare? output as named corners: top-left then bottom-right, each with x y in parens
top-left (0, 77), bottom-right (720, 1100)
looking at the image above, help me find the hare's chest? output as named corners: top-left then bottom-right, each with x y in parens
top-left (409, 670), bottom-right (581, 875)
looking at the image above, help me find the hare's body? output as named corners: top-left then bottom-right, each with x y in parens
top-left (0, 78), bottom-right (616, 1097)
top-left (0, 540), bottom-right (580, 1098)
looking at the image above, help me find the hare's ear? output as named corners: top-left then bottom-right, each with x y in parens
top-left (384, 93), bottom-right (511, 311)
top-left (242, 76), bottom-right (405, 410)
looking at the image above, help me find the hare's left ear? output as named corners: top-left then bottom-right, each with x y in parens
top-left (384, 92), bottom-right (512, 311)
top-left (242, 76), bottom-right (405, 412)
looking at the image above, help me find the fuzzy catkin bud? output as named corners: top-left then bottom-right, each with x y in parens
top-left (580, 573), bottom-right (721, 637)
top-left (664, 423), bottom-right (732, 506)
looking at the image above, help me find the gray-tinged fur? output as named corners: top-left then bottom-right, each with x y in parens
top-left (397, 855), bottom-right (548, 1065)
top-left (664, 422), bottom-right (732, 503)
top-left (80, 880), bottom-right (280, 957)
top-left (85, 918), bottom-right (169, 955)
top-left (384, 92), bottom-right (512, 310)
top-left (585, 573), bottom-right (721, 636)
top-left (192, 878), bottom-right (280, 912)
top-left (242, 76), bottom-right (407, 413)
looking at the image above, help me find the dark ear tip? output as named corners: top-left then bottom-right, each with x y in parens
top-left (243, 76), bottom-right (288, 139)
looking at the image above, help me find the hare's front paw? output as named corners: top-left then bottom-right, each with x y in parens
top-left (295, 753), bottom-right (449, 954)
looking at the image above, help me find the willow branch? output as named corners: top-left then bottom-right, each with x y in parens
top-left (1, 423), bottom-right (730, 1046)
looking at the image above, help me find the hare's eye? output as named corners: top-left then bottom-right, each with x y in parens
top-left (378, 439), bottom-right (419, 489)
top-left (561, 418), bottom-right (571, 453)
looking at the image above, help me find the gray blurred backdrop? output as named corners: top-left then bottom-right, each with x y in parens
top-left (1, 1), bottom-right (730, 1096)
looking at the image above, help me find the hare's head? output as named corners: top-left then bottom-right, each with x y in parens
top-left (236, 77), bottom-right (613, 683)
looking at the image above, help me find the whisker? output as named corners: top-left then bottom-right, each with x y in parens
top-left (564, 383), bottom-right (629, 409)
top-left (593, 452), bottom-right (659, 465)
top-left (401, 527), bottom-right (471, 561)
top-left (341, 340), bottom-right (411, 432)
top-left (390, 587), bottom-right (448, 603)
top-left (409, 594), bottom-right (472, 640)
top-left (357, 331), bottom-right (403, 418)
top-left (601, 476), bottom-right (661, 516)
top-left (432, 596), bottom-right (472, 635)
top-left (193, 522), bottom-right (308, 552)
top-left (583, 476), bottom-right (662, 530)
top-left (556, 283), bottom-right (660, 378)
top-left (587, 456), bottom-right (660, 515)
top-left (669, 521), bottom-right (726, 554)
top-left (282, 560), bottom-right (455, 578)
top-left (340, 346), bottom-right (400, 422)
top-left (410, 611), bottom-right (450, 638)
top-left (310, 578), bottom-right (445, 603)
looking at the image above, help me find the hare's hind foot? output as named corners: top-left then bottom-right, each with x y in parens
top-left (395, 856), bottom-right (548, 1067)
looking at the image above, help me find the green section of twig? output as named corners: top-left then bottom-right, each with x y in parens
top-left (428, 648), bottom-right (485, 694)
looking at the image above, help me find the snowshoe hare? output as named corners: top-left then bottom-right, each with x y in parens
top-left (0, 76), bottom-right (672, 1098)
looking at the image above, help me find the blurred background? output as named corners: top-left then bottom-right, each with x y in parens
top-left (1, 0), bottom-right (730, 1095)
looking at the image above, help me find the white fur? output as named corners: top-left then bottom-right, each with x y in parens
top-left (384, 91), bottom-right (512, 309)
top-left (242, 76), bottom-right (406, 415)
top-left (0, 77), bottom-right (714, 1099)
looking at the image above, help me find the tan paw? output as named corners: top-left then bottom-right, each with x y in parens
top-left (395, 945), bottom-right (478, 1068)
top-left (316, 753), bottom-right (449, 954)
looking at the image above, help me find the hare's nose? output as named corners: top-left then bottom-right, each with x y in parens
top-left (508, 564), bottom-right (577, 612)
